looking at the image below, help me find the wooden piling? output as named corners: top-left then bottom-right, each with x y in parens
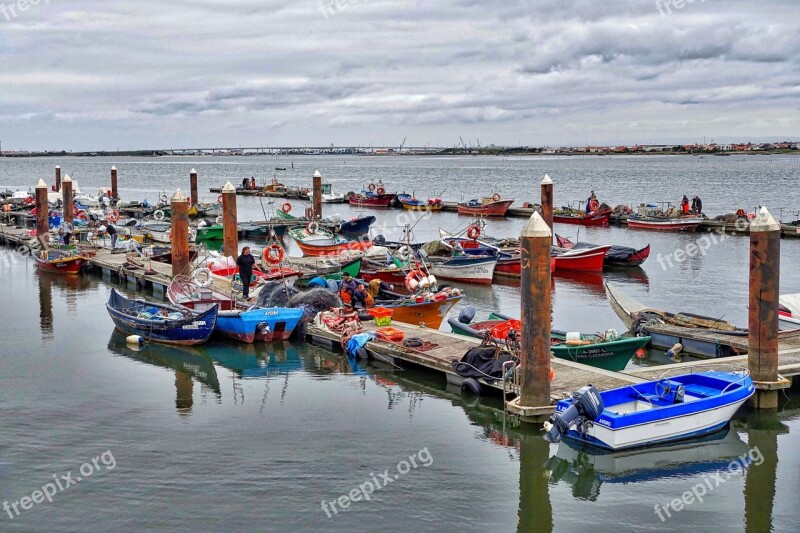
top-left (221, 181), bottom-right (238, 258)
top-left (170, 189), bottom-right (190, 277)
top-left (189, 168), bottom-right (198, 206)
top-left (62, 175), bottom-right (73, 224)
top-left (312, 170), bottom-right (323, 219)
top-left (748, 206), bottom-right (781, 408)
top-left (35, 179), bottom-right (49, 246)
top-left (519, 211), bottom-right (552, 408)
top-left (540, 174), bottom-right (553, 231)
top-left (55, 165), bottom-right (61, 192)
top-left (110, 166), bottom-right (118, 200)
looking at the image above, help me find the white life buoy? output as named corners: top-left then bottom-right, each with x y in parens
top-left (153, 209), bottom-right (165, 221)
top-left (194, 267), bottom-right (212, 288)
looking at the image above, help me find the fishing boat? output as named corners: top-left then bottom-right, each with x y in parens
top-left (348, 191), bottom-right (397, 208)
top-left (397, 194), bottom-right (444, 211)
top-left (556, 234), bottom-right (651, 267)
top-left (167, 278), bottom-right (303, 343)
top-left (307, 183), bottom-right (345, 203)
top-left (141, 220), bottom-right (197, 244)
top-left (778, 294), bottom-right (800, 330)
top-left (553, 208), bottom-right (613, 227)
top-left (33, 249), bottom-right (85, 274)
top-left (105, 288), bottom-right (218, 345)
top-left (627, 215), bottom-right (703, 232)
top-left (457, 195), bottom-right (514, 217)
top-left (206, 254), bottom-right (302, 286)
top-left (604, 282), bottom-right (748, 357)
top-left (287, 227), bottom-right (372, 257)
top-left (543, 370), bottom-right (755, 450)
top-left (294, 256), bottom-right (363, 286)
top-left (195, 223), bottom-right (223, 240)
top-left (552, 245), bottom-right (611, 272)
top-left (448, 311), bottom-right (650, 371)
top-left (276, 209), bottom-right (375, 238)
top-left (238, 221), bottom-right (289, 239)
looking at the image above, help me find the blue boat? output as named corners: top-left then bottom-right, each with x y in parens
top-left (544, 370), bottom-right (754, 450)
top-left (106, 288), bottom-right (218, 346)
top-left (168, 278), bottom-right (303, 343)
top-left (336, 215), bottom-right (376, 238)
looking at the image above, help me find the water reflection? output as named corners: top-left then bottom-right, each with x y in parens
top-left (545, 427), bottom-right (750, 501)
top-left (37, 271), bottom-right (54, 342)
top-left (107, 331), bottom-right (221, 416)
top-left (743, 410), bottom-right (787, 533)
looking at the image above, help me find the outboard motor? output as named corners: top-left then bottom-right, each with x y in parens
top-left (543, 385), bottom-right (604, 443)
top-left (458, 305), bottom-right (476, 324)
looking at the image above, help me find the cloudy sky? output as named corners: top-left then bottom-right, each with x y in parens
top-left (1, 0), bottom-right (798, 150)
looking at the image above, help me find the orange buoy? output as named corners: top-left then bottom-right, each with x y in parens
top-left (549, 367), bottom-right (555, 381)
top-left (635, 348), bottom-right (646, 358)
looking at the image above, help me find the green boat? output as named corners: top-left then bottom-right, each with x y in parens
top-left (196, 224), bottom-right (224, 240)
top-left (295, 256), bottom-right (363, 287)
top-left (446, 311), bottom-right (650, 371)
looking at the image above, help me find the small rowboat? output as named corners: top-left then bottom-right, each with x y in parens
top-left (34, 249), bottom-right (85, 274)
top-left (195, 224), bottom-right (223, 240)
top-left (544, 370), bottom-right (754, 450)
top-left (167, 278), bottom-right (303, 343)
top-left (425, 255), bottom-right (498, 284)
top-left (627, 215), bottom-right (703, 232)
top-left (457, 197), bottom-right (514, 217)
top-left (288, 227), bottom-right (372, 257)
top-left (106, 288), bottom-right (218, 346)
top-left (556, 234), bottom-right (651, 267)
top-left (552, 245), bottom-right (611, 272)
top-left (553, 208), bottom-right (613, 227)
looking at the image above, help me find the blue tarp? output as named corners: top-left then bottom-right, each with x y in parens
top-left (346, 333), bottom-right (375, 356)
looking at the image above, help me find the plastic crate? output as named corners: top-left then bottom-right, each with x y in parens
top-left (374, 327), bottom-right (405, 342)
top-left (368, 307), bottom-right (394, 327)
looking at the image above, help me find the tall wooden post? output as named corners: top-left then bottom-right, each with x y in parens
top-left (748, 206), bottom-right (781, 408)
top-left (540, 174), bottom-right (553, 231)
top-left (189, 168), bottom-right (198, 206)
top-left (519, 212), bottom-right (552, 407)
top-left (35, 179), bottom-right (49, 246)
top-left (170, 189), bottom-right (190, 277)
top-left (221, 181), bottom-right (238, 258)
top-left (55, 165), bottom-right (61, 192)
top-left (62, 175), bottom-right (73, 224)
top-left (110, 166), bottom-right (119, 200)
top-left (312, 170), bottom-right (323, 219)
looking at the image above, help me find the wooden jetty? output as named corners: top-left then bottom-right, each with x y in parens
top-left (209, 187), bottom-right (309, 200)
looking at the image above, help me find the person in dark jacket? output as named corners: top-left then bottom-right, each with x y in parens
top-left (691, 195), bottom-right (703, 215)
top-left (236, 246), bottom-right (256, 299)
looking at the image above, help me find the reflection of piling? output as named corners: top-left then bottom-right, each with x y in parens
top-left (55, 165), bottom-right (61, 192)
top-left (38, 274), bottom-right (54, 341)
top-left (35, 179), bottom-right (49, 246)
top-left (540, 174), bottom-right (553, 231)
top-left (170, 189), bottom-right (190, 277)
top-left (62, 175), bottom-right (73, 224)
top-left (175, 371), bottom-right (194, 417)
top-left (518, 433), bottom-right (553, 533)
top-left (189, 168), bottom-right (198, 206)
top-left (110, 166), bottom-right (119, 200)
top-left (312, 170), bottom-right (323, 219)
top-left (221, 181), bottom-right (238, 258)
top-left (744, 412), bottom-right (783, 532)
top-left (748, 207), bottom-right (781, 408)
top-left (519, 212), bottom-right (552, 408)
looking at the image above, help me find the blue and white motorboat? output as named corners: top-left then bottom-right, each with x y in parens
top-left (544, 370), bottom-right (754, 451)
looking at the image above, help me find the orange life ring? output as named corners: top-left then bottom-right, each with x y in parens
top-left (376, 187), bottom-right (385, 195)
top-left (368, 183), bottom-right (376, 192)
top-left (107, 210), bottom-right (119, 223)
top-left (589, 199), bottom-right (600, 212)
top-left (306, 221), bottom-right (319, 234)
top-left (263, 243), bottom-right (284, 265)
top-left (281, 202), bottom-right (292, 214)
top-left (217, 195), bottom-right (223, 203)
top-left (466, 224), bottom-right (481, 240)
top-left (404, 269), bottom-right (425, 292)
top-left (492, 193), bottom-right (501, 202)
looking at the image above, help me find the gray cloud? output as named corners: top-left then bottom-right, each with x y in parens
top-left (0, 0), bottom-right (798, 150)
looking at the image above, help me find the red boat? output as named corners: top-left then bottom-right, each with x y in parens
top-left (349, 193), bottom-right (396, 208)
top-left (553, 208), bottom-right (613, 227)
top-left (555, 234), bottom-right (651, 267)
top-left (34, 249), bottom-right (85, 274)
top-left (552, 245), bottom-right (610, 272)
top-left (361, 262), bottom-right (409, 292)
top-left (457, 197), bottom-right (514, 217)
top-left (206, 255), bottom-right (302, 285)
top-left (627, 215), bottom-right (703, 232)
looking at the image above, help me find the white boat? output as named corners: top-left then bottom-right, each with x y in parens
top-left (544, 370), bottom-right (755, 451)
top-left (141, 221), bottom-right (196, 244)
top-left (425, 255), bottom-right (498, 285)
top-left (307, 183), bottom-right (345, 203)
top-left (779, 293), bottom-right (800, 330)
top-left (10, 190), bottom-right (33, 205)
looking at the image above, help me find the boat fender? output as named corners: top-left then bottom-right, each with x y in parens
top-left (153, 209), bottom-right (164, 221)
top-left (666, 343), bottom-right (683, 358)
top-left (307, 221), bottom-right (319, 235)
top-left (565, 332), bottom-right (581, 342)
top-left (427, 275), bottom-right (437, 288)
top-left (461, 377), bottom-right (482, 396)
top-left (194, 267), bottom-right (213, 288)
top-left (126, 335), bottom-right (144, 345)
top-left (492, 193), bottom-right (501, 202)
top-left (458, 305), bottom-right (476, 324)
top-left (281, 202), bottom-right (292, 213)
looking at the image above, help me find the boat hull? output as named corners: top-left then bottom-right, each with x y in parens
top-left (349, 194), bottom-right (396, 207)
top-left (384, 295), bottom-right (462, 329)
top-left (34, 253), bottom-right (84, 274)
top-left (295, 239), bottom-right (372, 257)
top-left (456, 199), bottom-right (513, 217)
top-left (196, 226), bottom-right (224, 240)
top-left (216, 308), bottom-right (303, 343)
top-left (427, 256), bottom-right (498, 284)
top-left (553, 209), bottom-right (612, 227)
top-left (627, 217), bottom-right (703, 232)
top-left (553, 245), bottom-right (611, 272)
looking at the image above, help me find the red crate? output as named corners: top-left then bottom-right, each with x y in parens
top-left (374, 327), bottom-right (405, 342)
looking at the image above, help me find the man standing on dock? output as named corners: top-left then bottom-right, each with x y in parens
top-left (236, 246), bottom-right (256, 300)
top-left (62, 219), bottom-right (73, 245)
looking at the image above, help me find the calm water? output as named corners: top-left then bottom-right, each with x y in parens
top-left (1, 155), bottom-right (799, 531)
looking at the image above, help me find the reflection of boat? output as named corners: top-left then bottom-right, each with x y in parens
top-left (544, 370), bottom-right (754, 450)
top-left (208, 342), bottom-right (304, 378)
top-left (107, 330), bottom-right (221, 394)
top-left (545, 427), bottom-right (750, 500)
top-left (106, 288), bottom-right (218, 345)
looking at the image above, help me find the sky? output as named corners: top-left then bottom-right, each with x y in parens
top-left (0, 0), bottom-right (799, 151)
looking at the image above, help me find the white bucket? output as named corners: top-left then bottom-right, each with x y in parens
top-left (565, 332), bottom-right (581, 342)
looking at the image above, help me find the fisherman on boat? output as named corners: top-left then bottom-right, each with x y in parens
top-left (691, 195), bottom-right (703, 215)
top-left (236, 246), bottom-right (256, 300)
top-left (340, 272), bottom-right (371, 309)
top-left (681, 195), bottom-right (690, 215)
top-left (585, 191), bottom-right (599, 214)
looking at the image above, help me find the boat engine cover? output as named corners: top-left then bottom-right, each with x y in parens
top-left (544, 385), bottom-right (604, 443)
top-left (459, 305), bottom-right (476, 324)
